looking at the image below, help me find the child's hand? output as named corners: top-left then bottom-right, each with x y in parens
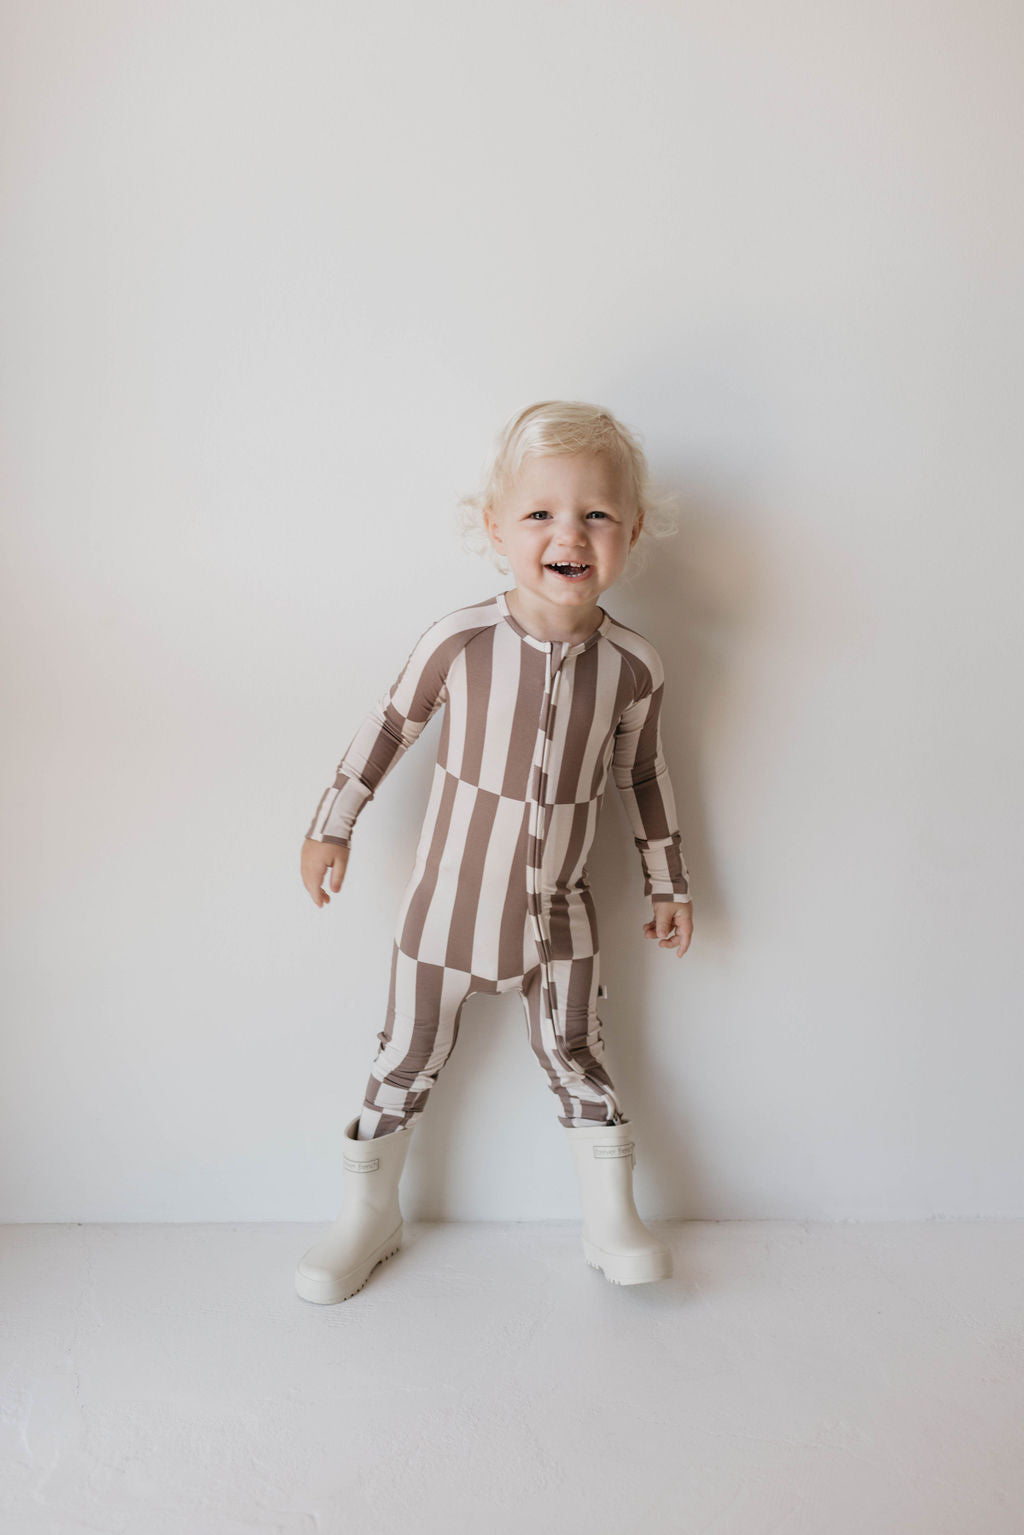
top-left (643, 900), bottom-right (693, 958)
top-left (301, 837), bottom-right (349, 909)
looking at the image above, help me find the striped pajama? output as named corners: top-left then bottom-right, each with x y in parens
top-left (305, 589), bottom-right (691, 1138)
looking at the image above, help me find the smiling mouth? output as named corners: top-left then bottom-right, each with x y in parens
top-left (546, 562), bottom-right (591, 579)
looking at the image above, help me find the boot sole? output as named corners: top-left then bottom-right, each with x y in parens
top-left (583, 1237), bottom-right (673, 1286)
top-left (295, 1224), bottom-right (403, 1305)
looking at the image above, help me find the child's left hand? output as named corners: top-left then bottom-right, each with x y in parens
top-left (643, 900), bottom-right (693, 958)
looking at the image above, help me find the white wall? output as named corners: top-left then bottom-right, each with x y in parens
top-left (2, 0), bottom-right (1021, 1222)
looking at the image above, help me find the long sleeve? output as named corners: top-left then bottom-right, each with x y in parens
top-left (305, 621), bottom-right (450, 849)
top-left (611, 646), bottom-right (692, 904)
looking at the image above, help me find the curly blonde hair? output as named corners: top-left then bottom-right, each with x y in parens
top-left (454, 400), bottom-right (679, 584)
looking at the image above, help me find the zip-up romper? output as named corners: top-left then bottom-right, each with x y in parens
top-left (305, 590), bottom-right (691, 1139)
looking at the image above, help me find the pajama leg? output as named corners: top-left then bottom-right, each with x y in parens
top-left (520, 946), bottom-right (626, 1128)
top-left (357, 940), bottom-right (475, 1139)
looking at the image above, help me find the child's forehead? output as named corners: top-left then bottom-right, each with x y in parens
top-left (508, 450), bottom-right (625, 501)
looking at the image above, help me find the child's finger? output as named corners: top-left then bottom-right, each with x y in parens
top-left (643, 914), bottom-right (691, 957)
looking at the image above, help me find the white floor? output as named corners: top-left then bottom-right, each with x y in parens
top-left (2, 1219), bottom-right (1022, 1535)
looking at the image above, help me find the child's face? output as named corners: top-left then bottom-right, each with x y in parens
top-left (484, 451), bottom-right (642, 610)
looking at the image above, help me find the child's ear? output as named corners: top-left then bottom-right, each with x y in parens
top-left (483, 503), bottom-right (503, 550)
top-left (630, 507), bottom-right (645, 548)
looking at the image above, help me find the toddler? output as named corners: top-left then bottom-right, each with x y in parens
top-left (296, 400), bottom-right (694, 1302)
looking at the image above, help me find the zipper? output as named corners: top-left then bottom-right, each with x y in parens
top-left (527, 644), bottom-right (621, 1117)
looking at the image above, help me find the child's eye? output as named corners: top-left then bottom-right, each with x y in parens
top-left (526, 509), bottom-right (611, 520)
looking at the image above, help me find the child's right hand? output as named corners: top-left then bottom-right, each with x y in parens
top-left (301, 837), bottom-right (349, 908)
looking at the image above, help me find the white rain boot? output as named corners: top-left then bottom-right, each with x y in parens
top-left (295, 1114), bottom-right (416, 1304)
top-left (563, 1118), bottom-right (673, 1285)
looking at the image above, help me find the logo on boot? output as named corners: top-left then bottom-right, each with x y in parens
top-left (594, 1143), bottom-right (634, 1159)
top-left (344, 1156), bottom-right (380, 1173)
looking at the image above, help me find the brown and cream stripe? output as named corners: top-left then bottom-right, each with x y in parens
top-left (305, 588), bottom-right (691, 1135)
